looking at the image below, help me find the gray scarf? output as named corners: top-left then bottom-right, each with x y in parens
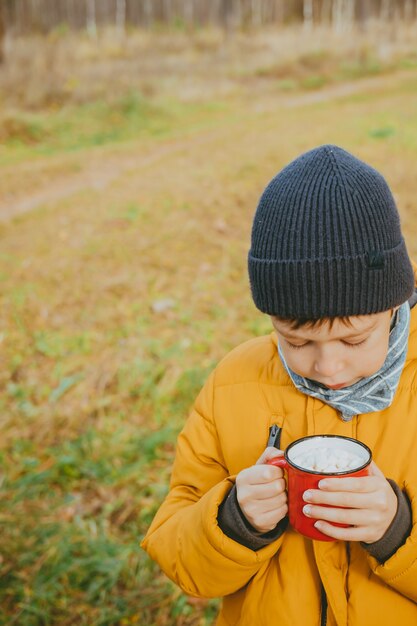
top-left (278, 303), bottom-right (410, 422)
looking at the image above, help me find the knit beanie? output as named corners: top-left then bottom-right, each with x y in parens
top-left (248, 144), bottom-right (414, 319)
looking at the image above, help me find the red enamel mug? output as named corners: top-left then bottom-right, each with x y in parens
top-left (267, 435), bottom-right (372, 541)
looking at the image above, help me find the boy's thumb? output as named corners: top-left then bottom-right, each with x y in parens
top-left (256, 446), bottom-right (285, 465)
top-left (368, 460), bottom-right (385, 478)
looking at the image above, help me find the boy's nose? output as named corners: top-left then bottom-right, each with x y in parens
top-left (313, 351), bottom-right (344, 378)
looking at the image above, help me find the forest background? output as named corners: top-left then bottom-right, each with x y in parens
top-left (1, 1), bottom-right (417, 625)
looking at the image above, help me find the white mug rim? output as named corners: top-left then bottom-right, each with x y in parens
top-left (285, 434), bottom-right (372, 475)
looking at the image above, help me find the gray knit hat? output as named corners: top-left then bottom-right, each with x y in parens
top-left (248, 144), bottom-right (414, 319)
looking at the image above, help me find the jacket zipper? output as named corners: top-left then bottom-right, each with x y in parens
top-left (267, 424), bottom-right (282, 448)
top-left (320, 583), bottom-right (327, 626)
top-left (268, 426), bottom-right (327, 625)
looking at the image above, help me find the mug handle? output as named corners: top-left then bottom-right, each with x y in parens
top-left (266, 457), bottom-right (288, 469)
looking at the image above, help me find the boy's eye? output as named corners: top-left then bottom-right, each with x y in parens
top-left (285, 340), bottom-right (308, 349)
top-left (284, 338), bottom-right (368, 349)
top-left (342, 339), bottom-right (367, 348)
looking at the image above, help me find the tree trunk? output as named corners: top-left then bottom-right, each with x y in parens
top-left (275, 0), bottom-right (285, 24)
top-left (380, 0), bottom-right (393, 21)
top-left (184, 0), bottom-right (195, 28)
top-left (345, 0), bottom-right (355, 28)
top-left (404, 0), bottom-right (414, 21)
top-left (357, 0), bottom-right (368, 31)
top-left (332, 0), bottom-right (344, 32)
top-left (234, 0), bottom-right (243, 28)
top-left (251, 0), bottom-right (262, 27)
top-left (320, 0), bottom-right (332, 24)
top-left (222, 0), bottom-right (235, 35)
top-left (143, 0), bottom-right (152, 27)
top-left (116, 0), bottom-right (126, 35)
top-left (86, 0), bottom-right (97, 38)
top-left (303, 0), bottom-right (314, 29)
top-left (208, 0), bottom-right (222, 26)
top-left (0, 3), bottom-right (5, 63)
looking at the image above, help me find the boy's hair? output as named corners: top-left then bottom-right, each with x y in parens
top-left (273, 316), bottom-right (353, 331)
top-left (248, 145), bottom-right (414, 320)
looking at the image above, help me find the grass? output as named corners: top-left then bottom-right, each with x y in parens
top-left (1, 25), bottom-right (417, 626)
top-left (0, 96), bottom-right (229, 167)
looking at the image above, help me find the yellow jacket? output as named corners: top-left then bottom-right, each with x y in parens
top-left (142, 306), bottom-right (417, 626)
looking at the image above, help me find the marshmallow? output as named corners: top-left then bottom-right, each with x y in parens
top-left (292, 446), bottom-right (362, 473)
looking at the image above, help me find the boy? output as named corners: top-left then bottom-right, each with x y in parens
top-left (141, 145), bottom-right (417, 625)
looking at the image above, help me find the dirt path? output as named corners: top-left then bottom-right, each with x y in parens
top-left (0, 69), bottom-right (413, 223)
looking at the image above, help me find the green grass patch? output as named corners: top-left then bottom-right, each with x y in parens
top-left (368, 126), bottom-right (396, 139)
top-left (0, 413), bottom-right (181, 623)
top-left (300, 74), bottom-right (328, 89)
top-left (0, 94), bottom-right (228, 167)
top-left (0, 94), bottom-right (171, 163)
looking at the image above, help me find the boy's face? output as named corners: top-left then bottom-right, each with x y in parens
top-left (271, 310), bottom-right (395, 389)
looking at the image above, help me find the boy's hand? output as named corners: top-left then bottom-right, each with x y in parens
top-left (302, 461), bottom-right (398, 543)
top-left (235, 447), bottom-right (288, 533)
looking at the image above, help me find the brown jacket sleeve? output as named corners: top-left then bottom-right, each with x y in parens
top-left (218, 485), bottom-right (288, 550)
top-left (361, 479), bottom-right (412, 563)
